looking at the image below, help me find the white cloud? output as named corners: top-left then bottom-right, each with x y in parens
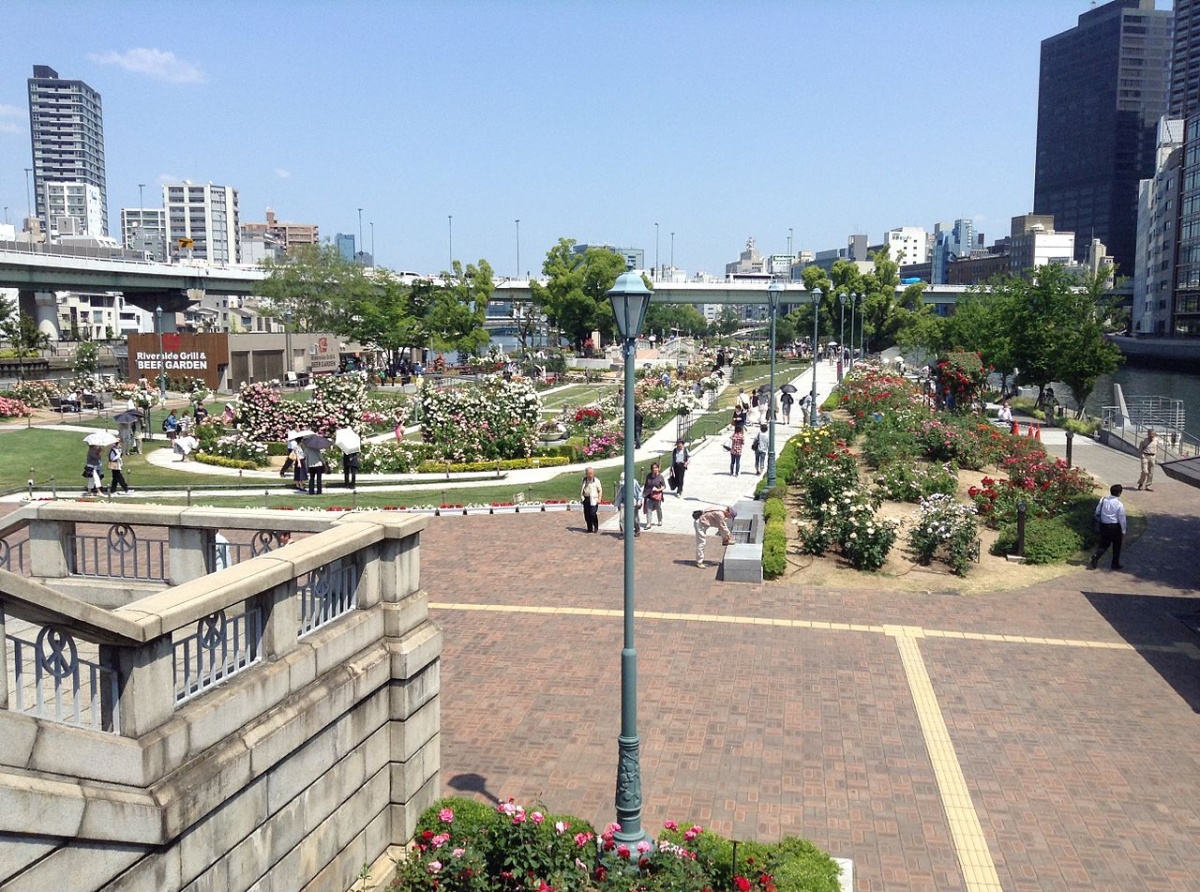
top-left (88, 49), bottom-right (205, 84)
top-left (0, 104), bottom-right (21, 118)
top-left (275, 169), bottom-right (291, 179)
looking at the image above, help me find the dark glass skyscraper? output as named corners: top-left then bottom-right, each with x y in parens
top-left (1033, 0), bottom-right (1171, 278)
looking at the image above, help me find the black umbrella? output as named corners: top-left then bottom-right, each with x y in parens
top-left (780, 383), bottom-right (798, 394)
top-left (114, 410), bottom-right (143, 424)
top-left (757, 383), bottom-right (770, 394)
top-left (305, 434), bottom-right (333, 450)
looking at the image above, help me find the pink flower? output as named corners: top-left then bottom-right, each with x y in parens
top-left (637, 840), bottom-right (652, 854)
top-left (427, 861), bottom-right (442, 874)
top-left (575, 832), bottom-right (594, 848)
top-left (616, 844), bottom-right (631, 859)
top-left (531, 811), bottom-right (545, 825)
top-left (663, 820), bottom-right (678, 831)
top-left (555, 820), bottom-right (568, 834)
top-left (513, 811), bottom-right (526, 825)
top-left (452, 848), bottom-right (465, 858)
top-left (431, 833), bottom-right (450, 849)
top-left (439, 808), bottom-right (454, 823)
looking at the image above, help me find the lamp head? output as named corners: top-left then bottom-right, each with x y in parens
top-left (607, 272), bottom-right (653, 340)
top-left (811, 287), bottom-right (822, 306)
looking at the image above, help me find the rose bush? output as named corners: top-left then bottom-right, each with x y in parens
top-left (406, 375), bottom-right (541, 463)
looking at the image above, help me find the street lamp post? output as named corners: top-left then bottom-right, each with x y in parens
top-left (810, 288), bottom-right (821, 426)
top-left (370, 221), bottom-right (375, 264)
top-left (357, 208), bottom-right (364, 265)
top-left (848, 292), bottom-right (858, 374)
top-left (155, 305), bottom-right (166, 401)
top-left (606, 270), bottom-right (653, 846)
top-left (654, 222), bottom-right (659, 281)
top-left (838, 293), bottom-right (846, 383)
top-left (448, 215), bottom-right (453, 267)
top-left (515, 219), bottom-right (521, 279)
top-left (858, 294), bottom-right (866, 362)
top-left (767, 282), bottom-right (782, 487)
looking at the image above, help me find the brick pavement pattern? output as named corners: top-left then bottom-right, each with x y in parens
top-left (421, 447), bottom-right (1200, 891)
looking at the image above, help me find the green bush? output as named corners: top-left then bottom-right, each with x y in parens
top-left (860, 416), bottom-right (921, 468)
top-left (416, 456), bottom-right (570, 474)
top-left (872, 460), bottom-right (958, 503)
top-left (194, 453), bottom-right (258, 471)
top-left (992, 516), bottom-right (1083, 564)
top-left (1061, 416), bottom-right (1101, 437)
top-left (762, 517), bottom-right (787, 579)
top-left (763, 496), bottom-right (786, 523)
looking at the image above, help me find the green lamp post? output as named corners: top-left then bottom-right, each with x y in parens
top-left (767, 281), bottom-right (782, 487)
top-left (809, 287), bottom-right (821, 426)
top-left (606, 270), bottom-right (652, 845)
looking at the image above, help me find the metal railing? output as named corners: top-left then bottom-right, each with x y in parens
top-left (173, 607), bottom-right (263, 704)
top-left (6, 627), bottom-right (120, 733)
top-left (69, 525), bottom-right (168, 581)
top-left (0, 535), bottom-right (28, 575)
top-left (297, 563), bottom-right (360, 638)
top-left (1100, 407), bottom-right (1200, 458)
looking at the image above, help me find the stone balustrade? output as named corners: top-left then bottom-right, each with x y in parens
top-left (0, 503), bottom-right (441, 892)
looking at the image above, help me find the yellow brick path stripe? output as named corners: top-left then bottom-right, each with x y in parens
top-left (884, 626), bottom-right (1003, 892)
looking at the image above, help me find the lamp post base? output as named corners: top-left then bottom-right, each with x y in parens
top-left (614, 733), bottom-right (645, 844)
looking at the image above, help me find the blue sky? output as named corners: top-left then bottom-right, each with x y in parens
top-left (0, 1), bottom-right (1103, 277)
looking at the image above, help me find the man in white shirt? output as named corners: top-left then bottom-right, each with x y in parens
top-left (1090, 484), bottom-right (1127, 571)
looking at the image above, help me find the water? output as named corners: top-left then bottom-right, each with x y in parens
top-left (1061, 366), bottom-right (1200, 440)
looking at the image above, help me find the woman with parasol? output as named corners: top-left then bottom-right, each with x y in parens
top-left (301, 433), bottom-right (332, 495)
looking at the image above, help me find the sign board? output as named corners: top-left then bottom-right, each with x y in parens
top-left (310, 335), bottom-right (339, 375)
top-left (127, 332), bottom-right (229, 391)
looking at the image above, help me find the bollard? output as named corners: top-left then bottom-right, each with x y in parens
top-left (187, 486), bottom-right (192, 507)
top-left (496, 460), bottom-right (502, 479)
top-left (50, 475), bottom-right (56, 499)
top-left (1065, 429), bottom-right (1074, 468)
top-left (1016, 501), bottom-right (1027, 557)
top-left (265, 489), bottom-right (270, 508)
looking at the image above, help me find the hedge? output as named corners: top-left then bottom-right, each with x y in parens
top-left (762, 496), bottom-right (788, 579)
top-left (415, 456), bottom-right (570, 474)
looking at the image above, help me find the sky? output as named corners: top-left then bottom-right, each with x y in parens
top-left (0, 1), bottom-right (1109, 279)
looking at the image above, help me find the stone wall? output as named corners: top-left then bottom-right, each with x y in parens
top-left (0, 505), bottom-right (441, 891)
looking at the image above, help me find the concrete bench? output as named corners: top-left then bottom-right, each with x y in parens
top-left (721, 499), bottom-right (765, 583)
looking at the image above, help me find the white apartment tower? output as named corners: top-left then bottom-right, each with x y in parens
top-left (27, 65), bottom-right (108, 235)
top-left (43, 182), bottom-right (104, 237)
top-left (1134, 118), bottom-right (1185, 335)
top-left (163, 182), bottom-right (240, 264)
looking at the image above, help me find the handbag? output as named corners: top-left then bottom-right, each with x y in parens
top-left (721, 437), bottom-right (732, 452)
top-left (668, 471), bottom-right (678, 491)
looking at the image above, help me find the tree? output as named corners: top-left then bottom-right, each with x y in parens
top-left (711, 306), bottom-right (741, 337)
top-left (530, 239), bottom-right (628, 350)
top-left (258, 243), bottom-right (373, 333)
top-left (643, 302), bottom-right (708, 339)
top-left (1056, 267), bottom-right (1123, 415)
top-left (74, 340), bottom-right (100, 380)
top-left (426, 259), bottom-right (493, 358)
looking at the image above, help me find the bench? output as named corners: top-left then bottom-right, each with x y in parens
top-left (721, 499), bottom-right (765, 583)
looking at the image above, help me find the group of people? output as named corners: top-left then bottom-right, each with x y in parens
top-left (280, 435), bottom-right (360, 495)
top-left (82, 440), bottom-right (131, 496)
top-left (579, 460), bottom-right (669, 537)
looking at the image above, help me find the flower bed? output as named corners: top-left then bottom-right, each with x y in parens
top-left (389, 797), bottom-right (841, 892)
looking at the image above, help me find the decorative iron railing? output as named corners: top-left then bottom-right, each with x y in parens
top-left (69, 524), bottom-right (168, 581)
top-left (6, 626), bottom-right (120, 733)
top-left (297, 563), bottom-right (360, 638)
top-left (173, 607), bottom-right (262, 704)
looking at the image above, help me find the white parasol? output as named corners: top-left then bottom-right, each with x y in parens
top-left (287, 429), bottom-right (316, 442)
top-left (335, 428), bottom-right (362, 454)
top-left (83, 431), bottom-right (120, 447)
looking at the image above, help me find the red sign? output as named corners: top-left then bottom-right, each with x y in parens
top-left (162, 333), bottom-right (182, 352)
top-left (318, 336), bottom-right (329, 354)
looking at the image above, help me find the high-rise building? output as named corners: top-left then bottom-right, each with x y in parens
top-left (931, 220), bottom-right (974, 284)
top-left (1033, 0), bottom-right (1171, 277)
top-left (1134, 119), bottom-right (1184, 335)
top-left (335, 233), bottom-right (356, 262)
top-left (27, 65), bottom-right (107, 235)
top-left (883, 226), bottom-right (930, 267)
top-left (1171, 0), bottom-right (1200, 119)
top-left (163, 182), bottom-right (240, 264)
top-left (121, 207), bottom-right (168, 261)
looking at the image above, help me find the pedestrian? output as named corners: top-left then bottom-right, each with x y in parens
top-left (613, 472), bottom-right (643, 538)
top-left (1136, 428), bottom-right (1159, 491)
top-left (280, 439), bottom-right (296, 478)
top-left (643, 462), bottom-right (667, 528)
top-left (670, 438), bottom-right (691, 497)
top-left (693, 505), bottom-right (736, 569)
top-left (735, 389), bottom-right (750, 411)
top-left (82, 444), bottom-right (105, 496)
top-left (1090, 484), bottom-right (1127, 571)
top-left (780, 390), bottom-right (794, 424)
top-left (177, 410), bottom-right (193, 439)
top-left (194, 403), bottom-right (209, 425)
top-left (302, 436), bottom-right (326, 495)
top-left (997, 399), bottom-right (1013, 426)
top-left (728, 424), bottom-right (745, 476)
top-left (222, 403), bottom-right (236, 425)
top-left (107, 441), bottom-right (131, 494)
top-left (290, 440), bottom-right (308, 492)
top-left (752, 423), bottom-right (768, 475)
top-left (580, 466), bottom-right (603, 533)
top-left (163, 408), bottom-right (179, 442)
top-left (342, 448), bottom-right (360, 488)
top-left (732, 401), bottom-right (748, 430)
top-left (634, 405), bottom-right (644, 449)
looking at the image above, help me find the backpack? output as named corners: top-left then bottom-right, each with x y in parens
top-left (162, 417), bottom-right (170, 432)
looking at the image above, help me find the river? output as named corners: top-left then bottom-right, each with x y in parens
top-left (1059, 366), bottom-right (1200, 439)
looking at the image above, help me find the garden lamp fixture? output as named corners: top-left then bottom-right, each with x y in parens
top-left (605, 270), bottom-right (652, 844)
top-left (810, 288), bottom-right (821, 426)
top-left (155, 306), bottom-right (166, 400)
top-left (848, 292), bottom-right (859, 374)
top-left (767, 282), bottom-right (783, 487)
top-left (838, 292), bottom-right (846, 383)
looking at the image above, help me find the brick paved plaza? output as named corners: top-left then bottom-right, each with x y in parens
top-left (421, 477), bottom-right (1200, 891)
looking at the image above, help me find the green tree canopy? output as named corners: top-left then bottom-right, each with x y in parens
top-left (426, 259), bottom-right (493, 357)
top-left (258, 243), bottom-right (374, 333)
top-left (643, 302), bottom-right (708, 339)
top-left (530, 239), bottom-right (628, 349)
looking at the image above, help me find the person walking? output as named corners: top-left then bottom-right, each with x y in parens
top-left (694, 505), bottom-right (736, 569)
top-left (83, 444), bottom-right (105, 496)
top-left (613, 472), bottom-right (643, 538)
top-left (1090, 484), bottom-right (1127, 571)
top-left (643, 462), bottom-right (667, 528)
top-left (671, 438), bottom-right (690, 497)
top-left (342, 449), bottom-right (360, 488)
top-left (752, 423), bottom-right (768, 475)
top-left (107, 441), bottom-right (131, 494)
top-left (290, 440), bottom-right (307, 492)
top-left (1136, 428), bottom-right (1159, 491)
top-left (302, 436), bottom-right (326, 495)
top-left (163, 408), bottom-right (179, 442)
top-left (580, 466), bottom-right (603, 533)
top-left (633, 405), bottom-right (644, 449)
top-left (780, 389), bottom-right (794, 424)
top-left (728, 424), bottom-right (745, 476)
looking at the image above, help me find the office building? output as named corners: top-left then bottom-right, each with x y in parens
top-left (121, 207), bottom-right (168, 261)
top-left (27, 65), bottom-right (108, 236)
top-left (931, 220), bottom-right (975, 284)
top-left (1133, 119), bottom-right (1183, 335)
top-left (1033, 0), bottom-right (1171, 277)
top-left (571, 243), bottom-right (644, 271)
top-left (884, 227), bottom-right (930, 267)
top-left (1171, 0), bottom-right (1200, 119)
top-left (43, 181), bottom-right (104, 237)
top-left (163, 182), bottom-right (240, 264)
top-left (335, 233), bottom-right (356, 262)
top-left (241, 209), bottom-right (319, 254)
top-left (1007, 215), bottom-right (1076, 276)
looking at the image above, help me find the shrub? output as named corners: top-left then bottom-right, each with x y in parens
top-left (873, 461), bottom-right (957, 503)
top-left (992, 516), bottom-right (1083, 564)
top-left (907, 493), bottom-right (980, 576)
top-left (860, 416), bottom-right (922, 468)
top-left (1061, 416), bottom-right (1101, 437)
top-left (762, 518), bottom-right (787, 579)
top-left (763, 497), bottom-right (786, 523)
top-left (416, 456), bottom-right (570, 474)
